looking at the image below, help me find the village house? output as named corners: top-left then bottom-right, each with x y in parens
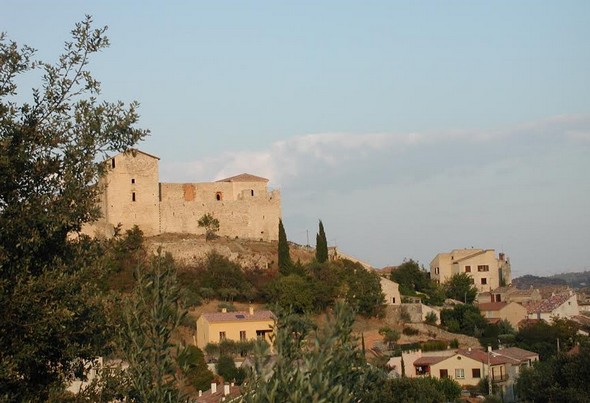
top-left (195, 307), bottom-right (274, 350)
top-left (522, 291), bottom-right (579, 322)
top-left (430, 249), bottom-right (511, 292)
top-left (477, 286), bottom-right (542, 304)
top-left (380, 277), bottom-right (402, 305)
top-left (477, 301), bottom-right (529, 329)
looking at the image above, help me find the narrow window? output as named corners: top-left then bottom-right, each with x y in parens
top-left (111, 158), bottom-right (116, 169)
top-left (132, 192), bottom-right (136, 202)
top-left (240, 331), bottom-right (246, 341)
top-left (392, 297), bottom-right (396, 303)
top-left (216, 192), bottom-right (223, 201)
top-left (251, 189), bottom-right (254, 196)
top-left (131, 178), bottom-right (135, 184)
top-left (219, 332), bottom-right (226, 342)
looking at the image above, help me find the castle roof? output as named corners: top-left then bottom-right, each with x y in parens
top-left (108, 148), bottom-right (160, 160)
top-left (201, 310), bottom-right (274, 323)
top-left (216, 173), bottom-right (269, 183)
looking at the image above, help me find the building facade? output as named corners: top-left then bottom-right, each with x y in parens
top-left (87, 150), bottom-right (281, 241)
top-left (195, 307), bottom-right (274, 349)
top-left (430, 249), bottom-right (512, 292)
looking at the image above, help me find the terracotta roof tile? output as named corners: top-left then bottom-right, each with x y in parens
top-left (413, 356), bottom-right (448, 366)
top-left (478, 302), bottom-right (509, 311)
top-left (522, 293), bottom-right (572, 314)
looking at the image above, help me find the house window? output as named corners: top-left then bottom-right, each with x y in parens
top-left (478, 265), bottom-right (490, 272)
top-left (216, 192), bottom-right (223, 201)
top-left (392, 297), bottom-right (396, 304)
top-left (240, 331), bottom-right (246, 341)
top-left (472, 368), bottom-right (481, 378)
top-left (251, 189), bottom-right (254, 196)
top-left (455, 368), bottom-right (465, 379)
top-left (465, 266), bottom-right (471, 273)
top-left (435, 267), bottom-right (439, 275)
top-left (440, 369), bottom-right (448, 378)
top-left (131, 178), bottom-right (135, 184)
top-left (219, 332), bottom-right (226, 342)
top-left (111, 158), bottom-right (115, 169)
top-left (132, 192), bottom-right (136, 202)
top-left (481, 278), bottom-right (487, 285)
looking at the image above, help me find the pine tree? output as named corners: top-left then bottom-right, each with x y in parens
top-left (278, 219), bottom-right (292, 275)
top-left (316, 220), bottom-right (328, 263)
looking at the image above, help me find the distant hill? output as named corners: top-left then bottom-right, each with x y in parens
top-left (513, 271), bottom-right (590, 289)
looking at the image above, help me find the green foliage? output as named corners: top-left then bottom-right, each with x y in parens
top-left (341, 260), bottom-right (385, 318)
top-left (424, 311), bottom-right (438, 325)
top-left (390, 259), bottom-right (431, 295)
top-left (444, 273), bottom-right (478, 304)
top-left (118, 252), bottom-right (186, 402)
top-left (216, 355), bottom-right (246, 384)
top-left (420, 340), bottom-right (448, 352)
top-left (266, 274), bottom-right (315, 314)
top-left (516, 344), bottom-right (590, 402)
top-left (278, 219), bottom-right (293, 275)
top-left (197, 213), bottom-right (220, 240)
top-left (242, 303), bottom-right (384, 402)
top-left (307, 261), bottom-right (343, 311)
top-left (379, 327), bottom-right (401, 350)
top-left (515, 318), bottom-right (580, 360)
top-left (191, 252), bottom-right (251, 301)
top-left (369, 376), bottom-right (461, 403)
top-left (402, 326), bottom-right (420, 336)
top-left (440, 304), bottom-right (488, 337)
top-left (177, 345), bottom-right (214, 393)
top-left (0, 17), bottom-right (147, 400)
top-left (450, 338), bottom-right (460, 348)
top-left (315, 220), bottom-right (328, 263)
top-left (104, 225), bottom-right (147, 292)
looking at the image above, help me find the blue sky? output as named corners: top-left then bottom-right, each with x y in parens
top-left (3, 1), bottom-right (590, 276)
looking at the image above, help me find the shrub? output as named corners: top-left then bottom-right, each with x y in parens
top-left (450, 338), bottom-right (459, 349)
top-left (217, 302), bottom-right (236, 312)
top-left (425, 311), bottom-right (438, 325)
top-left (403, 326), bottom-right (420, 336)
top-left (421, 340), bottom-right (448, 352)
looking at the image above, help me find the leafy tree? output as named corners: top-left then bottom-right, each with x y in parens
top-left (242, 303), bottom-right (384, 402)
top-left (444, 273), bottom-right (478, 304)
top-left (315, 219), bottom-right (328, 263)
top-left (389, 259), bottom-right (431, 295)
top-left (307, 261), bottom-right (342, 311)
top-left (516, 343), bottom-right (590, 402)
top-left (440, 304), bottom-right (487, 337)
top-left (177, 345), bottom-right (214, 393)
top-left (265, 274), bottom-right (315, 314)
top-left (216, 355), bottom-right (246, 385)
top-left (277, 219), bottom-right (292, 275)
top-left (379, 327), bottom-right (401, 350)
top-left (515, 318), bottom-right (580, 360)
top-left (369, 376), bottom-right (461, 403)
top-left (0, 17), bottom-right (147, 400)
top-left (194, 251), bottom-right (250, 300)
top-left (342, 261), bottom-right (385, 317)
top-left (197, 213), bottom-right (220, 241)
top-left (118, 252), bottom-right (186, 402)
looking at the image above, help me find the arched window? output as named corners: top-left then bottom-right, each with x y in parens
top-left (216, 192), bottom-right (223, 201)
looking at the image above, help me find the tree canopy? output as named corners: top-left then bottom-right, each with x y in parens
top-left (0, 17), bottom-right (147, 400)
top-left (444, 273), bottom-right (478, 304)
top-left (277, 219), bottom-right (292, 275)
top-left (315, 219), bottom-right (328, 263)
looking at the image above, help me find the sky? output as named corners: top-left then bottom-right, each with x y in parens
top-left (3, 1), bottom-right (590, 277)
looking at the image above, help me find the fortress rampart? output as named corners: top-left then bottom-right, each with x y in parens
top-left (87, 150), bottom-right (281, 241)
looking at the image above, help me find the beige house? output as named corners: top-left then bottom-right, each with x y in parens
top-left (430, 249), bottom-right (511, 292)
top-left (477, 286), bottom-right (541, 304)
top-left (522, 291), bottom-right (579, 322)
top-left (413, 347), bottom-right (538, 390)
top-left (86, 149), bottom-right (281, 241)
top-left (196, 307), bottom-right (274, 349)
top-left (477, 302), bottom-right (528, 329)
top-left (380, 277), bottom-right (401, 305)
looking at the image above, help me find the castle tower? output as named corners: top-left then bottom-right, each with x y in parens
top-left (101, 150), bottom-right (160, 236)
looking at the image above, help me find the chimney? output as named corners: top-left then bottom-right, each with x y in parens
top-left (249, 305), bottom-right (254, 315)
top-left (487, 346), bottom-right (492, 352)
top-left (499, 253), bottom-right (505, 262)
top-left (222, 308), bottom-right (227, 313)
top-left (224, 383), bottom-right (230, 396)
top-left (211, 383), bottom-right (217, 394)
top-left (198, 390), bottom-right (202, 397)
top-left (468, 347), bottom-right (472, 352)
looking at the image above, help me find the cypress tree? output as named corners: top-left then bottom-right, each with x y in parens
top-left (316, 220), bottom-right (328, 263)
top-left (278, 219), bottom-right (292, 275)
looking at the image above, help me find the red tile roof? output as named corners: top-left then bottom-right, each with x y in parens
top-left (201, 310), bottom-right (274, 323)
top-left (478, 302), bottom-right (509, 312)
top-left (494, 347), bottom-right (538, 362)
top-left (522, 293), bottom-right (572, 314)
top-left (413, 356), bottom-right (449, 366)
top-left (458, 349), bottom-right (519, 365)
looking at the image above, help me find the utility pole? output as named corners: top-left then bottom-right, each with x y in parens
top-left (488, 346), bottom-right (493, 396)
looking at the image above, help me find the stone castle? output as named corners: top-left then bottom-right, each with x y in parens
top-left (87, 150), bottom-right (281, 241)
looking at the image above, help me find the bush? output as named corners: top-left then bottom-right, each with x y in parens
top-left (450, 338), bottom-right (459, 349)
top-left (424, 311), bottom-right (438, 325)
top-left (421, 340), bottom-right (448, 352)
top-left (216, 355), bottom-right (246, 385)
top-left (402, 326), bottom-right (420, 336)
top-left (217, 302), bottom-right (236, 312)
